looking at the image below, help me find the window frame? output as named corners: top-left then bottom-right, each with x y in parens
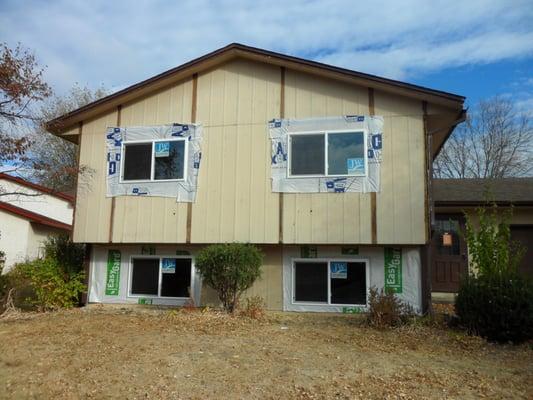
top-left (291, 258), bottom-right (369, 307)
top-left (119, 137), bottom-right (188, 183)
top-left (287, 129), bottom-right (368, 178)
top-left (127, 255), bottom-right (194, 300)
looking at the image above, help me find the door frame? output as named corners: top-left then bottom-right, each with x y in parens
top-left (431, 213), bottom-right (468, 293)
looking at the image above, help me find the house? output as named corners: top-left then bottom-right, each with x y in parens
top-left (46, 43), bottom-right (466, 313)
top-left (432, 178), bottom-right (533, 297)
top-left (0, 173), bottom-right (74, 270)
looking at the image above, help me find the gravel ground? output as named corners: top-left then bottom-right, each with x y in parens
top-left (0, 305), bottom-right (531, 399)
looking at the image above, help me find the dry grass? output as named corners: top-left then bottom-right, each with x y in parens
top-left (0, 305), bottom-right (531, 399)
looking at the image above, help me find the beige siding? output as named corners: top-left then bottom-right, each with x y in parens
top-left (74, 110), bottom-right (117, 242)
top-left (374, 90), bottom-right (426, 244)
top-left (72, 58), bottom-right (429, 245)
top-left (283, 70), bottom-right (372, 244)
top-left (111, 79), bottom-right (193, 243)
top-left (191, 60), bottom-right (281, 243)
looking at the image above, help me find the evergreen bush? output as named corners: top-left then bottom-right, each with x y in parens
top-left (195, 243), bottom-right (263, 313)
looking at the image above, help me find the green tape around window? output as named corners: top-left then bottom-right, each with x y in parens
top-left (105, 250), bottom-right (121, 296)
top-left (300, 246), bottom-right (317, 258)
top-left (141, 246), bottom-right (156, 255)
top-left (384, 247), bottom-right (402, 293)
top-left (342, 306), bottom-right (363, 314)
top-left (341, 246), bottom-right (359, 255)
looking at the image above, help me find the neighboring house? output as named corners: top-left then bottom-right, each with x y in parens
top-left (46, 43), bottom-right (465, 313)
top-left (0, 173), bottom-right (74, 270)
top-left (432, 178), bottom-right (533, 294)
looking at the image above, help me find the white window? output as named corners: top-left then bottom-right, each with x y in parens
top-left (288, 130), bottom-right (367, 177)
top-left (292, 259), bottom-right (368, 305)
top-left (121, 138), bottom-right (187, 182)
top-left (128, 256), bottom-right (192, 298)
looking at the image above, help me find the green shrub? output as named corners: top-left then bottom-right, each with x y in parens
top-left (195, 243), bottom-right (263, 313)
top-left (455, 206), bottom-right (532, 343)
top-left (455, 274), bottom-right (533, 343)
top-left (43, 234), bottom-right (86, 277)
top-left (11, 258), bottom-right (86, 311)
top-left (366, 287), bottom-right (414, 328)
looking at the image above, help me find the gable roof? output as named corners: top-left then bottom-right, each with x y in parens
top-left (46, 43), bottom-right (465, 134)
top-left (0, 173), bottom-right (74, 203)
top-left (433, 178), bottom-right (533, 206)
top-left (0, 201), bottom-right (72, 230)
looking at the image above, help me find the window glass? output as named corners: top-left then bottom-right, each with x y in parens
top-left (123, 143), bottom-right (152, 181)
top-left (328, 132), bottom-right (365, 175)
top-left (290, 134), bottom-right (325, 175)
top-left (154, 141), bottom-right (185, 180)
top-left (131, 258), bottom-right (159, 295)
top-left (161, 258), bottom-right (191, 297)
top-left (330, 262), bottom-right (366, 305)
top-left (294, 262), bottom-right (328, 302)
top-left (435, 219), bottom-right (461, 256)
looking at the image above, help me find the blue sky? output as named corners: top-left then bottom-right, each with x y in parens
top-left (1, 0), bottom-right (532, 111)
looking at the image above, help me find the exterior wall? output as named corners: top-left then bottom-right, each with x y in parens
top-left (0, 211), bottom-right (64, 271)
top-left (374, 91), bottom-right (426, 244)
top-left (435, 206), bottom-right (533, 276)
top-left (436, 206), bottom-right (533, 227)
top-left (86, 243), bottom-right (422, 313)
top-left (88, 244), bottom-right (282, 310)
top-left (282, 70), bottom-right (372, 244)
top-left (74, 110), bottom-right (117, 242)
top-left (72, 58), bottom-right (432, 245)
top-left (0, 179), bottom-right (73, 225)
top-left (0, 210), bottom-right (30, 270)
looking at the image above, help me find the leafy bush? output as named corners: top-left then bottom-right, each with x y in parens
top-left (455, 206), bottom-right (532, 343)
top-left (366, 287), bottom-right (414, 328)
top-left (195, 243), bottom-right (263, 313)
top-left (43, 234), bottom-right (86, 277)
top-left (11, 258), bottom-right (85, 311)
top-left (239, 296), bottom-right (266, 320)
top-left (464, 207), bottom-right (524, 279)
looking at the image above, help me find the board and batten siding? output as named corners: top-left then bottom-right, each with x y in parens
top-left (72, 58), bottom-right (429, 245)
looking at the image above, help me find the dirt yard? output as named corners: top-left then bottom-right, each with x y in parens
top-left (0, 306), bottom-right (531, 399)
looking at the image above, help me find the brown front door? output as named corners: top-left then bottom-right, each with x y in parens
top-left (431, 215), bottom-right (468, 292)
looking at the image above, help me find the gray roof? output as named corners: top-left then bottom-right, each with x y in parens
top-left (433, 178), bottom-right (533, 205)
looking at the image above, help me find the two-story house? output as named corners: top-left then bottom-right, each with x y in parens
top-left (46, 44), bottom-right (465, 313)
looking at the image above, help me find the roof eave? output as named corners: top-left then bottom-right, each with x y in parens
top-left (46, 43), bottom-right (465, 135)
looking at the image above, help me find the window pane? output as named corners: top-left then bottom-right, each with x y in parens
top-left (290, 134), bottom-right (325, 175)
top-left (294, 262), bottom-right (328, 302)
top-left (154, 141), bottom-right (185, 180)
top-left (330, 262), bottom-right (366, 305)
top-left (328, 132), bottom-right (365, 175)
top-left (131, 258), bottom-right (159, 295)
top-left (123, 143), bottom-right (152, 181)
top-left (435, 218), bottom-right (461, 256)
top-left (161, 258), bottom-right (191, 297)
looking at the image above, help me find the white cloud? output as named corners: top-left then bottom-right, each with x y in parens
top-left (0, 0), bottom-right (532, 94)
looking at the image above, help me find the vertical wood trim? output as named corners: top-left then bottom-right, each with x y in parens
top-left (278, 67), bottom-right (285, 244)
top-left (186, 74), bottom-right (198, 243)
top-left (368, 88), bottom-right (377, 244)
top-left (421, 100), bottom-right (433, 314)
top-left (70, 121), bottom-right (83, 240)
top-left (108, 105), bottom-right (121, 243)
top-left (422, 101), bottom-right (430, 241)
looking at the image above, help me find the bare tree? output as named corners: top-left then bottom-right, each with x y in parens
top-left (434, 97), bottom-right (533, 178)
top-left (28, 84), bottom-right (108, 192)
